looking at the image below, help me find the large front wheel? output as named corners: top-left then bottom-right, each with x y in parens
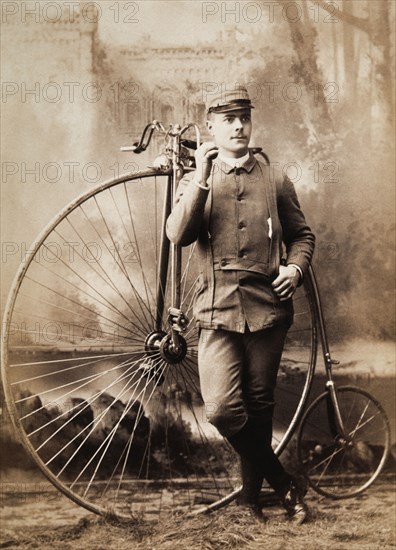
top-left (2, 169), bottom-right (317, 520)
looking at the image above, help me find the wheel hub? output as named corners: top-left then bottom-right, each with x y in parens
top-left (144, 331), bottom-right (188, 364)
top-left (144, 331), bottom-right (167, 353)
top-left (159, 334), bottom-right (187, 364)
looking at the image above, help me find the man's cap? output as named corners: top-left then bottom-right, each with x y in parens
top-left (206, 86), bottom-right (254, 114)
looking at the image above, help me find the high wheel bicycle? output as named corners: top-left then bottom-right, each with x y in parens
top-left (1, 121), bottom-right (389, 521)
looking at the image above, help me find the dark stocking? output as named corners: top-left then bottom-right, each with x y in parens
top-left (227, 418), bottom-right (292, 503)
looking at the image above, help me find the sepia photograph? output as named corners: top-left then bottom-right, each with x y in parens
top-left (1, 1), bottom-right (395, 548)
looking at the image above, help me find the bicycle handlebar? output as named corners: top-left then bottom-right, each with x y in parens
top-left (121, 122), bottom-right (161, 154)
top-left (120, 121), bottom-right (270, 168)
top-left (120, 121), bottom-right (200, 155)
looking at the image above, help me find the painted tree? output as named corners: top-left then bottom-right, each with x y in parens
top-left (278, 0), bottom-right (336, 155)
top-left (316, 0), bottom-right (394, 145)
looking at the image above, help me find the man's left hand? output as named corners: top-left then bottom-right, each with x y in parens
top-left (272, 265), bottom-right (300, 301)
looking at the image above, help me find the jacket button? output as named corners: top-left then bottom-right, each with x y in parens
top-left (220, 258), bottom-right (227, 267)
top-left (238, 222), bottom-right (245, 229)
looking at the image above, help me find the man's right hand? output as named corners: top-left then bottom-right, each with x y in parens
top-left (194, 142), bottom-right (219, 185)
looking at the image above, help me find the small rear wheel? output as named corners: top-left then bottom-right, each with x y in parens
top-left (297, 386), bottom-right (391, 498)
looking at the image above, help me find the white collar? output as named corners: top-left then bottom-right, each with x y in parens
top-left (217, 152), bottom-right (250, 169)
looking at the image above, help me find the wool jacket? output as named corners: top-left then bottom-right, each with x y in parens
top-left (166, 153), bottom-right (315, 333)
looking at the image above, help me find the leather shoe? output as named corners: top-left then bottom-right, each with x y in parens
top-left (281, 481), bottom-right (309, 525)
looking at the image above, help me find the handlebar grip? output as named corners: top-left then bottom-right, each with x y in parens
top-left (121, 142), bottom-right (146, 154)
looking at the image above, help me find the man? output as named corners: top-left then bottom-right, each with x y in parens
top-left (166, 86), bottom-right (315, 523)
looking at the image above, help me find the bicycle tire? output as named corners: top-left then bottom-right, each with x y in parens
top-left (2, 169), bottom-right (317, 520)
top-left (296, 385), bottom-right (391, 499)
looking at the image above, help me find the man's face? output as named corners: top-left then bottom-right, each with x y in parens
top-left (206, 108), bottom-right (252, 158)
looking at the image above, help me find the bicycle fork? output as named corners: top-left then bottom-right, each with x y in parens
top-left (141, 121), bottom-right (201, 372)
top-left (324, 380), bottom-right (352, 445)
top-left (149, 124), bottom-right (199, 364)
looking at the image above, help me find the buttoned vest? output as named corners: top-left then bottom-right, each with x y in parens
top-left (195, 158), bottom-right (283, 307)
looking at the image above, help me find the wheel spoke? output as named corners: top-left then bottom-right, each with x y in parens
top-left (297, 387), bottom-right (390, 498)
top-left (52, 225), bottom-right (150, 338)
top-left (3, 171), bottom-right (318, 519)
top-left (71, 211), bottom-right (152, 335)
top-left (51, 353), bottom-right (161, 475)
top-left (70, 354), bottom-right (164, 491)
top-left (33, 354), bottom-right (146, 446)
top-left (123, 185), bottom-right (153, 310)
top-left (18, 356), bottom-right (141, 420)
top-left (12, 351), bottom-right (141, 385)
top-left (10, 351), bottom-right (137, 368)
top-left (94, 192), bottom-right (154, 330)
top-left (15, 289), bottom-right (143, 344)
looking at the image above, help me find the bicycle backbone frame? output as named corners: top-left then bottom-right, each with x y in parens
top-left (306, 266), bottom-right (352, 438)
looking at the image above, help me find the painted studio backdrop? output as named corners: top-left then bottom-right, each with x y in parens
top-left (1, 0), bottom-right (395, 508)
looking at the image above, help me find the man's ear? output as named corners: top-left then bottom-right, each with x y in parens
top-left (206, 119), bottom-right (214, 136)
